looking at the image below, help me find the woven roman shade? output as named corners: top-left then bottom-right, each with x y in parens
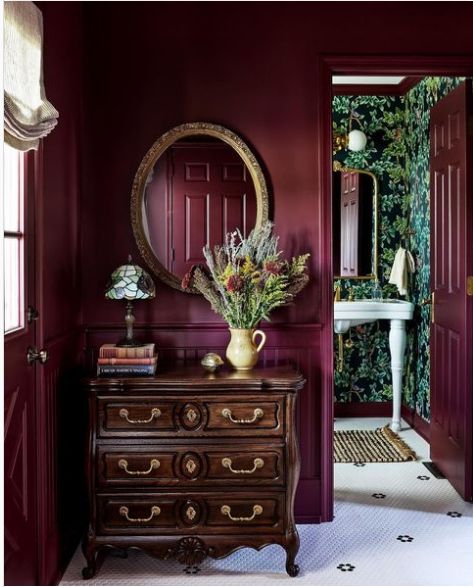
top-left (4, 1), bottom-right (58, 151)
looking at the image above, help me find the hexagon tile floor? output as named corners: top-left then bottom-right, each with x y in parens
top-left (61, 418), bottom-right (473, 586)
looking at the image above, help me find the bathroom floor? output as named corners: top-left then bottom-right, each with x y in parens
top-left (61, 418), bottom-right (473, 586)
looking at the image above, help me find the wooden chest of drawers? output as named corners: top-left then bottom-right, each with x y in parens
top-left (82, 365), bottom-right (304, 578)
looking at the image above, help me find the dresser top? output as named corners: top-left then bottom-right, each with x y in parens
top-left (86, 364), bottom-right (304, 391)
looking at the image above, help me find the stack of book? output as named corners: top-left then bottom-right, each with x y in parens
top-left (97, 343), bottom-right (157, 376)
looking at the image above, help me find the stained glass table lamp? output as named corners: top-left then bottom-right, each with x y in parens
top-left (105, 255), bottom-right (156, 347)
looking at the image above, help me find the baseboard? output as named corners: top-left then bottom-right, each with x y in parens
top-left (401, 405), bottom-right (430, 442)
top-left (335, 401), bottom-right (392, 418)
top-left (295, 515), bottom-right (322, 524)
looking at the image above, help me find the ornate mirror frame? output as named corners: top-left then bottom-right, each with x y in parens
top-left (131, 122), bottom-right (270, 293)
top-left (332, 161), bottom-right (379, 281)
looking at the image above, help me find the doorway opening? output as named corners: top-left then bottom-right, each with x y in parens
top-left (318, 64), bottom-right (473, 584)
top-left (326, 66), bottom-right (472, 504)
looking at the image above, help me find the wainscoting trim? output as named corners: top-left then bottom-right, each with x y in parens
top-left (335, 401), bottom-right (393, 418)
top-left (401, 405), bottom-right (431, 443)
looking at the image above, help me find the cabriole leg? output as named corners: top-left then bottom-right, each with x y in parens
top-left (82, 543), bottom-right (99, 580)
top-left (285, 532), bottom-right (300, 577)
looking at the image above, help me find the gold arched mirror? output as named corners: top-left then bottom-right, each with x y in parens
top-left (332, 161), bottom-right (378, 280)
top-left (131, 122), bottom-right (269, 292)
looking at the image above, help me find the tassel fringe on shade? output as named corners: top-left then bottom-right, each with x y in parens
top-left (4, 1), bottom-right (59, 151)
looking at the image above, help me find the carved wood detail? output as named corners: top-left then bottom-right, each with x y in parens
top-left (167, 537), bottom-right (209, 566)
top-left (181, 453), bottom-right (202, 479)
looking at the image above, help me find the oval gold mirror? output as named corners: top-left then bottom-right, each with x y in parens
top-left (332, 161), bottom-right (379, 280)
top-left (131, 122), bottom-right (269, 292)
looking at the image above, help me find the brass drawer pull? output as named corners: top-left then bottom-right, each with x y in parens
top-left (221, 407), bottom-right (264, 424)
top-left (119, 505), bottom-right (161, 523)
top-left (221, 504), bottom-right (263, 522)
top-left (221, 457), bottom-right (264, 474)
top-left (119, 407), bottom-right (161, 424)
top-left (118, 458), bottom-right (160, 475)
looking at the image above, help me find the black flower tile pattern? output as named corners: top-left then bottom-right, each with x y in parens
top-left (184, 565), bottom-right (200, 575)
top-left (337, 563), bottom-right (355, 572)
top-left (372, 493), bottom-right (386, 499)
top-left (447, 511), bottom-right (462, 518)
top-left (417, 475), bottom-right (430, 480)
top-left (397, 535), bottom-right (414, 543)
top-left (354, 462), bottom-right (366, 467)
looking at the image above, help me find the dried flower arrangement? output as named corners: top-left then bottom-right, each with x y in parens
top-left (182, 221), bottom-right (310, 328)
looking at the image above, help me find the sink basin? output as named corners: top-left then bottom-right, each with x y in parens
top-left (334, 299), bottom-right (414, 333)
top-left (333, 298), bottom-right (415, 433)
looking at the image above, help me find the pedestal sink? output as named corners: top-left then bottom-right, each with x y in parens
top-left (334, 300), bottom-right (414, 432)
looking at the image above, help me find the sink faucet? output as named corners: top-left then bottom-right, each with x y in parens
top-left (347, 287), bottom-right (355, 301)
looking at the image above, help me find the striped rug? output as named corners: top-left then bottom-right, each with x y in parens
top-left (334, 426), bottom-right (417, 463)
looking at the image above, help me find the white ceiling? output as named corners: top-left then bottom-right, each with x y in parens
top-left (332, 76), bottom-right (406, 85)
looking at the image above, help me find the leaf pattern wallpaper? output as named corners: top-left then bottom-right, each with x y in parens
top-left (332, 77), bottom-right (464, 422)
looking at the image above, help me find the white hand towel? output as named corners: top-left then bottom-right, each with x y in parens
top-left (389, 247), bottom-right (415, 296)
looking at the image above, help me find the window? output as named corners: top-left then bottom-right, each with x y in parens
top-left (4, 143), bottom-right (25, 334)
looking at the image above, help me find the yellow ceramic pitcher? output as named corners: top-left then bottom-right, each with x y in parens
top-left (226, 328), bottom-right (267, 370)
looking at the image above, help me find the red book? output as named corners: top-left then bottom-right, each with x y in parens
top-left (97, 356), bottom-right (157, 365)
top-left (99, 343), bottom-right (155, 359)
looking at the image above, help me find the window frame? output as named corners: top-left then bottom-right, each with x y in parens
top-left (4, 145), bottom-right (27, 337)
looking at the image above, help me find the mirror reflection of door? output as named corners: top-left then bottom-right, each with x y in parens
top-left (333, 168), bottom-right (374, 278)
top-left (340, 171), bottom-right (360, 276)
top-left (145, 137), bottom-right (256, 278)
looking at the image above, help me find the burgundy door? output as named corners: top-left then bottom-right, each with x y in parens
top-left (4, 151), bottom-right (38, 584)
top-left (430, 80), bottom-right (473, 501)
top-left (170, 142), bottom-right (256, 277)
top-left (340, 171), bottom-right (359, 277)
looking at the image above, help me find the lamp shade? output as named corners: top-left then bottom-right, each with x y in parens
top-left (105, 257), bottom-right (156, 301)
top-left (347, 129), bottom-right (367, 152)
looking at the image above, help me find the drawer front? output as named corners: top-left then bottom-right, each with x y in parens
top-left (206, 448), bottom-right (283, 484)
top-left (97, 492), bottom-right (284, 535)
top-left (204, 400), bottom-right (282, 434)
top-left (99, 400), bottom-right (177, 436)
top-left (97, 446), bottom-right (285, 487)
top-left (97, 396), bottom-right (284, 438)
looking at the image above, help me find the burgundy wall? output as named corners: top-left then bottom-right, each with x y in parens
top-left (41, 2), bottom-right (83, 340)
top-left (80, 1), bottom-right (473, 326)
top-left (81, 3), bottom-right (322, 326)
top-left (28, 1), bottom-right (473, 582)
top-left (78, 2), bottom-right (473, 525)
top-left (38, 2), bottom-right (86, 584)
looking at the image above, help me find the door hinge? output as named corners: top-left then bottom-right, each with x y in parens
top-left (467, 276), bottom-right (473, 296)
top-left (27, 305), bottom-right (39, 323)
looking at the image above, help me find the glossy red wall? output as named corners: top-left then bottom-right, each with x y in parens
top-left (79, 2), bottom-right (473, 525)
top-left (28, 2), bottom-right (473, 582)
top-left (41, 2), bottom-right (83, 339)
top-left (81, 2), bottom-right (473, 326)
top-left (81, 3), bottom-right (324, 326)
top-left (38, 3), bottom-right (86, 583)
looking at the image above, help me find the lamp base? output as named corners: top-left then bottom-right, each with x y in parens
top-left (116, 301), bottom-right (144, 347)
top-left (116, 337), bottom-right (145, 348)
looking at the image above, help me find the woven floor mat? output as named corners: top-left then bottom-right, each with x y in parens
top-left (334, 426), bottom-right (417, 463)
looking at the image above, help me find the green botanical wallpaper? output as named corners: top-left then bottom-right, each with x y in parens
top-left (332, 77), bottom-right (464, 421)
